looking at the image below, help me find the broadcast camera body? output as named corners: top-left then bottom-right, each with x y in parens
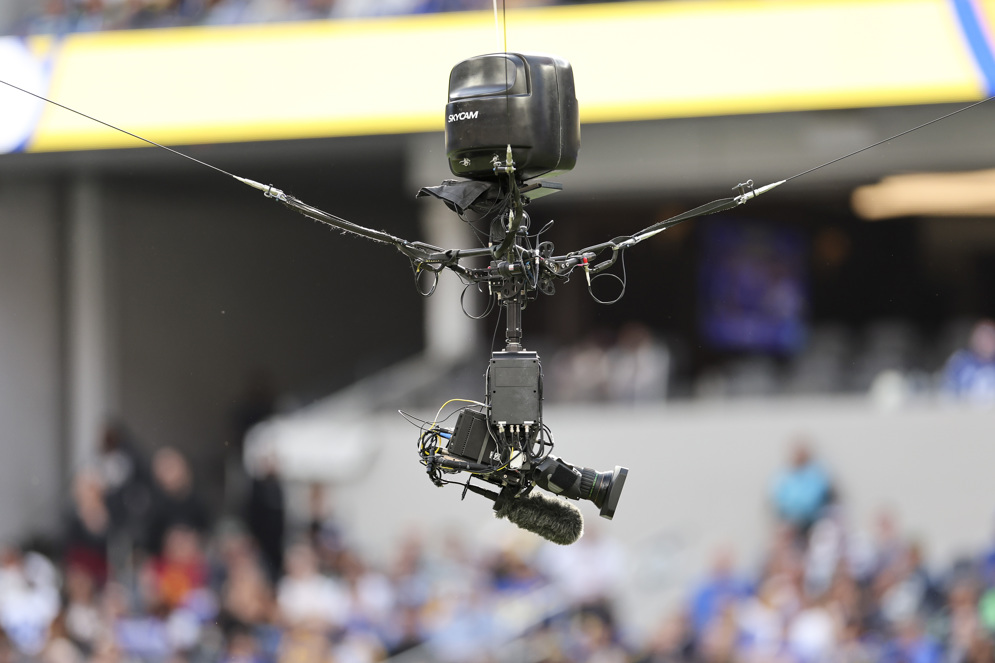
top-left (414, 53), bottom-right (628, 544)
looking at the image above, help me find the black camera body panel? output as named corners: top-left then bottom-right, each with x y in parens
top-left (447, 409), bottom-right (496, 464)
top-left (487, 351), bottom-right (541, 426)
top-left (445, 52), bottom-right (580, 182)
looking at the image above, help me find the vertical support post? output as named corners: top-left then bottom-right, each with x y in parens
top-left (419, 201), bottom-right (478, 362)
top-left (67, 173), bottom-right (117, 470)
top-left (407, 133), bottom-right (480, 363)
top-left (0, 179), bottom-right (63, 540)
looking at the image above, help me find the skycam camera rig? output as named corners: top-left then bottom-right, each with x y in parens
top-left (232, 51), bottom-right (776, 541)
top-left (403, 52), bottom-right (779, 536)
top-left (414, 52), bottom-right (627, 526)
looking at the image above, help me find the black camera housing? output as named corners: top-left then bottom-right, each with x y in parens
top-left (487, 351), bottom-right (541, 426)
top-left (445, 52), bottom-right (580, 182)
top-left (439, 350), bottom-right (628, 521)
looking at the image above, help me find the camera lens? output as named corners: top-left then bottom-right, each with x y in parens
top-left (579, 465), bottom-right (628, 520)
top-left (533, 457), bottom-right (629, 519)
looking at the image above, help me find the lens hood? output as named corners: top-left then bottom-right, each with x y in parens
top-left (598, 465), bottom-right (628, 520)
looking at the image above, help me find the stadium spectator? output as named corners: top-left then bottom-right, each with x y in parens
top-left (276, 542), bottom-right (348, 630)
top-left (214, 529), bottom-right (272, 620)
top-left (489, 545), bottom-right (544, 594)
top-left (145, 525), bottom-right (208, 611)
top-left (834, 618), bottom-right (878, 662)
top-left (305, 483), bottom-right (349, 579)
top-left (538, 523), bottom-right (626, 618)
top-left (942, 579), bottom-right (987, 663)
top-left (881, 617), bottom-right (943, 663)
top-left (218, 621), bottom-right (266, 663)
top-left (549, 331), bottom-right (612, 402)
top-left (62, 564), bottom-right (103, 657)
top-left (385, 604), bottom-right (425, 656)
top-left (737, 574), bottom-right (795, 660)
top-left (943, 318), bottom-right (995, 405)
top-left (200, 0), bottom-right (253, 24)
top-left (145, 447), bottom-right (209, 555)
top-left (605, 321), bottom-right (670, 403)
top-left (770, 439), bottom-right (834, 539)
top-left (338, 549), bottom-right (394, 637)
top-left (19, 0), bottom-right (73, 35)
top-left (686, 547), bottom-right (752, 637)
top-left (0, 548), bottom-right (61, 657)
top-left (63, 468), bottom-right (110, 584)
top-left (874, 540), bottom-right (941, 626)
top-left (549, 323), bottom-right (670, 403)
top-left (74, 0), bottom-right (110, 31)
top-left (868, 508), bottom-right (907, 579)
top-left (786, 592), bottom-right (837, 662)
top-left (228, 370), bottom-right (277, 511)
top-left (244, 450), bottom-right (285, 584)
top-left (95, 420), bottom-right (152, 547)
top-left (634, 612), bottom-right (694, 663)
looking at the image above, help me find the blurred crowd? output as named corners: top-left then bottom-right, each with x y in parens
top-left (545, 318), bottom-right (995, 405)
top-left (637, 442), bottom-right (995, 663)
top-left (546, 322), bottom-right (672, 404)
top-left (943, 319), bottom-right (995, 406)
top-left (1, 420), bottom-right (632, 663)
top-left (7, 423), bottom-right (995, 662)
top-left (7, 0), bottom-right (568, 35)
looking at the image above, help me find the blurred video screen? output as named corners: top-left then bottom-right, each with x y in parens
top-left (698, 219), bottom-right (808, 354)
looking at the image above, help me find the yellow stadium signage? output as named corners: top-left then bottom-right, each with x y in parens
top-left (0, 0), bottom-right (990, 153)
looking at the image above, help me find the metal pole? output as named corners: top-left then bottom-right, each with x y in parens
top-left (504, 294), bottom-right (523, 351)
